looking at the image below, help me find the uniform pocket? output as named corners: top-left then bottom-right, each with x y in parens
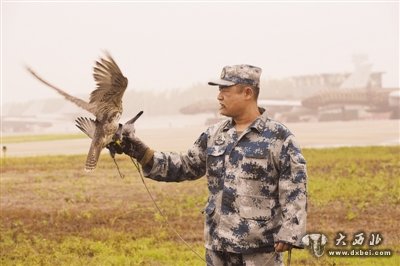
top-left (203, 200), bottom-right (216, 216)
top-left (240, 147), bottom-right (269, 180)
top-left (206, 145), bottom-right (227, 157)
top-left (238, 195), bottom-right (273, 221)
top-left (244, 149), bottom-right (268, 159)
top-left (206, 145), bottom-right (227, 178)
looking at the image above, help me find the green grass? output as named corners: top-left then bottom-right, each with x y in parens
top-left (1, 133), bottom-right (86, 144)
top-left (1, 146), bottom-right (399, 265)
top-left (304, 146), bottom-right (400, 207)
top-left (0, 228), bottom-right (205, 266)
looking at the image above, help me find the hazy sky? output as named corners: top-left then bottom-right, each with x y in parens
top-left (2, 1), bottom-right (399, 104)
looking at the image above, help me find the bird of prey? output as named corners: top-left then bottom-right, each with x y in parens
top-left (27, 52), bottom-right (128, 171)
top-left (75, 111), bottom-right (143, 152)
top-left (75, 110), bottom-right (143, 157)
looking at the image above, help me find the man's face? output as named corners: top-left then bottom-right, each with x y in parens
top-left (217, 84), bottom-right (247, 117)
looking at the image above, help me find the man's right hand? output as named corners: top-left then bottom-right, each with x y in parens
top-left (274, 242), bottom-right (293, 252)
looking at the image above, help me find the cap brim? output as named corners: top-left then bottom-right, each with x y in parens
top-left (208, 79), bottom-right (236, 86)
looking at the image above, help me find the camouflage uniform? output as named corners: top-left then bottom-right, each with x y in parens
top-left (142, 109), bottom-right (308, 257)
top-left (206, 248), bottom-right (283, 266)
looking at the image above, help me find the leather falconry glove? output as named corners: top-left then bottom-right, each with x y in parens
top-left (119, 122), bottom-right (154, 167)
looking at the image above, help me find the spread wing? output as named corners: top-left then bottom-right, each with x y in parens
top-left (90, 52), bottom-right (128, 119)
top-left (26, 66), bottom-right (95, 114)
top-left (75, 117), bottom-right (96, 139)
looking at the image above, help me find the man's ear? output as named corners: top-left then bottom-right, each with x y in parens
top-left (243, 86), bottom-right (254, 99)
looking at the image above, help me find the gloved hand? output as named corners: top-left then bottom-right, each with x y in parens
top-left (119, 123), bottom-right (154, 167)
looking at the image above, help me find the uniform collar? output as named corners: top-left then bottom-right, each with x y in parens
top-left (250, 108), bottom-right (268, 133)
top-left (221, 107), bottom-right (269, 133)
top-left (222, 119), bottom-right (233, 132)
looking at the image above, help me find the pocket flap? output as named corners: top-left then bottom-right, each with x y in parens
top-left (244, 148), bottom-right (268, 159)
top-left (203, 201), bottom-right (216, 216)
top-left (239, 205), bottom-right (271, 221)
top-left (238, 195), bottom-right (273, 221)
top-left (207, 145), bottom-right (227, 157)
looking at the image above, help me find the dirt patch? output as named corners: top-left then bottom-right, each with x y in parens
top-left (307, 201), bottom-right (400, 246)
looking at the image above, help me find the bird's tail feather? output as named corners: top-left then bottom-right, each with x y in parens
top-left (85, 139), bottom-right (102, 171)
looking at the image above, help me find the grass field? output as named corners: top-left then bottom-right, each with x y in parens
top-left (1, 146), bottom-right (399, 265)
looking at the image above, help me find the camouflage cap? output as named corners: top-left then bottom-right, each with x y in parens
top-left (208, 64), bottom-right (262, 87)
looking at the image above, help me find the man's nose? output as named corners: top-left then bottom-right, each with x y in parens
top-left (217, 92), bottom-right (223, 101)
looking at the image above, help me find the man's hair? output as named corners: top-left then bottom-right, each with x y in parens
top-left (237, 84), bottom-right (260, 100)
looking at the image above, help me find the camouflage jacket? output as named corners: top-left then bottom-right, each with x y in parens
top-left (142, 110), bottom-right (307, 253)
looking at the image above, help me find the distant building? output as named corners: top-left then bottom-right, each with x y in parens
top-left (261, 71), bottom-right (384, 100)
top-left (289, 72), bottom-right (384, 98)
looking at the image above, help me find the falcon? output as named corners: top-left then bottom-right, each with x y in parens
top-left (27, 52), bottom-right (128, 171)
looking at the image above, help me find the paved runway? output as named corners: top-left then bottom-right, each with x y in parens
top-left (2, 119), bottom-right (399, 157)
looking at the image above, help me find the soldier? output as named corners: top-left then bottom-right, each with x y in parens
top-left (117, 65), bottom-right (307, 266)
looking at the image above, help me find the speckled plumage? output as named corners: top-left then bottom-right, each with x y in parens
top-left (27, 52), bottom-right (128, 171)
